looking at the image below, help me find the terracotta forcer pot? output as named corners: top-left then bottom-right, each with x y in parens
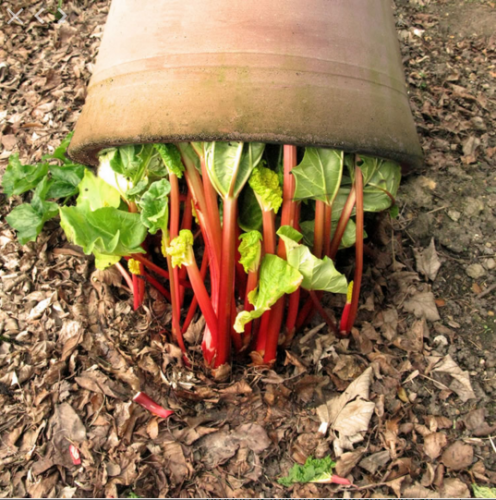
top-left (68, 0), bottom-right (422, 169)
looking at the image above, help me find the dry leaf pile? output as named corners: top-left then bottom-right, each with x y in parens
top-left (1, 0), bottom-right (496, 497)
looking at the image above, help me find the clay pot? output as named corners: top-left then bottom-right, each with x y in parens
top-left (69, 0), bottom-right (422, 169)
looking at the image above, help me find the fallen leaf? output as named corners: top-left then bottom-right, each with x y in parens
top-left (440, 478), bottom-right (471, 498)
top-left (423, 432), bottom-right (448, 460)
top-left (335, 450), bottom-right (364, 477)
top-left (463, 409), bottom-right (496, 437)
top-left (359, 450), bottom-right (391, 474)
top-left (402, 483), bottom-right (440, 498)
top-left (433, 355), bottom-right (475, 402)
top-left (404, 292), bottom-right (441, 321)
top-left (441, 441), bottom-right (474, 471)
top-left (414, 238), bottom-right (441, 281)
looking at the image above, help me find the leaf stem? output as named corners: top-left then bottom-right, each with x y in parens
top-left (115, 261), bottom-right (134, 292)
top-left (328, 186), bottom-right (357, 260)
top-left (313, 200), bottom-right (325, 258)
top-left (345, 165), bottom-right (364, 334)
top-left (214, 196), bottom-right (237, 368)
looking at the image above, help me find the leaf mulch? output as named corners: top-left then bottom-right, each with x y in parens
top-left (1, 0), bottom-right (496, 498)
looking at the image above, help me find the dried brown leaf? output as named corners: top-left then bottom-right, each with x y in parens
top-left (414, 238), bottom-right (442, 281)
top-left (441, 441), bottom-right (474, 471)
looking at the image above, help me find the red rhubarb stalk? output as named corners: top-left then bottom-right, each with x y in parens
top-left (143, 271), bottom-right (171, 302)
top-left (328, 185), bottom-right (357, 260)
top-left (214, 196), bottom-right (237, 368)
top-left (133, 392), bottom-right (174, 419)
top-left (345, 164), bottom-right (364, 334)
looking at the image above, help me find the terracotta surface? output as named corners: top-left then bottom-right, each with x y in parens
top-left (69, 0), bottom-right (423, 169)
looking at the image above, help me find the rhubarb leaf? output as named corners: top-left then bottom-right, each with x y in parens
top-left (292, 148), bottom-right (343, 205)
top-left (59, 205), bottom-right (146, 269)
top-left (238, 230), bottom-right (263, 273)
top-left (234, 254), bottom-right (302, 332)
top-left (46, 131), bottom-right (74, 163)
top-left (138, 179), bottom-right (171, 235)
top-left (278, 226), bottom-right (348, 293)
top-left (2, 153), bottom-right (49, 197)
top-left (362, 160), bottom-right (401, 212)
top-left (166, 229), bottom-right (194, 268)
top-left (46, 163), bottom-right (86, 199)
top-left (248, 164), bottom-right (283, 213)
top-left (6, 176), bottom-right (59, 244)
top-left (347, 154), bottom-right (382, 185)
top-left (238, 184), bottom-right (263, 232)
top-left (77, 169), bottom-right (121, 211)
top-left (473, 484), bottom-right (496, 498)
top-left (155, 144), bottom-right (184, 179)
top-left (278, 456), bottom-right (336, 487)
top-left (205, 142), bottom-right (265, 198)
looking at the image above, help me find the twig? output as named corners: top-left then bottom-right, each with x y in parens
top-left (477, 283), bottom-right (496, 299)
top-left (489, 436), bottom-right (496, 455)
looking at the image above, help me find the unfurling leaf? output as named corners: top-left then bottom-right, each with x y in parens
top-left (248, 164), bottom-right (283, 213)
top-left (166, 230), bottom-right (195, 268)
top-left (2, 153), bottom-right (49, 197)
top-left (234, 254), bottom-right (302, 332)
top-left (277, 226), bottom-right (348, 294)
top-left (238, 230), bottom-right (263, 273)
top-left (278, 456), bottom-right (336, 486)
top-left (138, 179), bottom-right (171, 234)
top-left (292, 148), bottom-right (343, 204)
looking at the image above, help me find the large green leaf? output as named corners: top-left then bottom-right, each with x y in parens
top-left (278, 226), bottom-right (348, 293)
top-left (238, 184), bottom-right (263, 232)
top-left (2, 153), bottom-right (49, 197)
top-left (292, 148), bottom-right (343, 205)
top-left (138, 179), bottom-right (171, 235)
top-left (234, 254), bottom-right (302, 333)
top-left (77, 169), bottom-right (121, 211)
top-left (46, 164), bottom-right (86, 199)
top-left (48, 131), bottom-right (74, 163)
top-left (6, 176), bottom-right (59, 244)
top-left (205, 142), bottom-right (265, 198)
top-left (177, 143), bottom-right (202, 173)
top-left (59, 205), bottom-right (147, 269)
top-left (362, 160), bottom-right (401, 212)
top-left (154, 144), bottom-right (184, 178)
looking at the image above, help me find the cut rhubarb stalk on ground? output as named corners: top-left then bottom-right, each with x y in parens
top-left (133, 392), bottom-right (174, 418)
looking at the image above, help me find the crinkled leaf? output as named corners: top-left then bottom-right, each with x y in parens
top-left (234, 254), bottom-right (302, 332)
top-left (2, 153), bottom-right (49, 197)
top-left (238, 230), bottom-right (262, 273)
top-left (292, 148), bottom-right (343, 204)
top-left (138, 179), bottom-right (171, 234)
top-left (6, 176), bottom-right (59, 244)
top-left (205, 142), bottom-right (265, 198)
top-left (46, 164), bottom-right (86, 199)
top-left (248, 164), bottom-right (283, 213)
top-left (166, 229), bottom-right (194, 268)
top-left (78, 169), bottom-right (121, 211)
top-left (154, 143), bottom-right (184, 178)
top-left (278, 226), bottom-right (348, 293)
top-left (59, 205), bottom-right (146, 269)
top-left (125, 179), bottom-right (149, 201)
top-left (473, 484), bottom-right (496, 498)
top-left (238, 184), bottom-right (263, 232)
top-left (278, 456), bottom-right (336, 487)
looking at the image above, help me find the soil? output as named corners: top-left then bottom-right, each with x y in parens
top-left (0, 0), bottom-right (495, 498)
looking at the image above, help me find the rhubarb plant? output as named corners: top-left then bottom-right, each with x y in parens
top-left (2, 134), bottom-right (401, 379)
